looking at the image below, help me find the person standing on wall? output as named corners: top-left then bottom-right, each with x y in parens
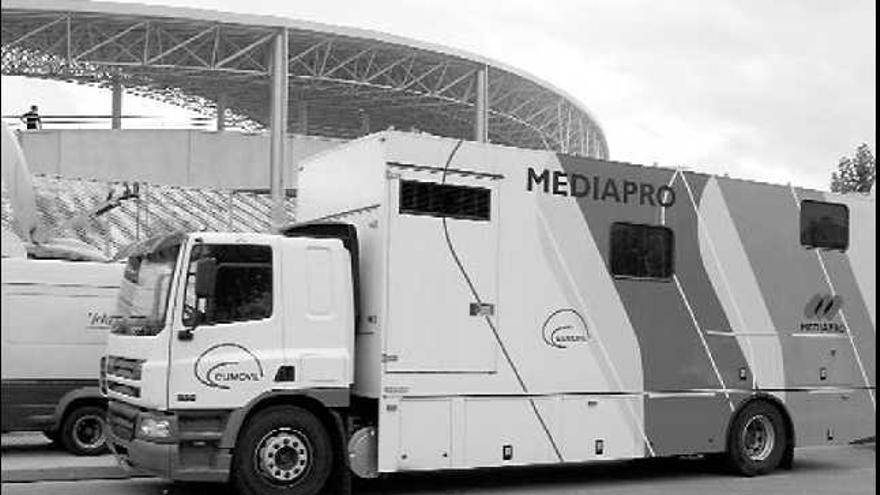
top-left (20, 105), bottom-right (42, 130)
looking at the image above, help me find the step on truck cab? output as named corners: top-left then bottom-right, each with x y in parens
top-left (104, 131), bottom-right (875, 495)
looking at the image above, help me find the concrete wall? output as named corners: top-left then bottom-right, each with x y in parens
top-left (17, 130), bottom-right (346, 190)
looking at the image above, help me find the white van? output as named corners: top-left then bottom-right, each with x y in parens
top-left (1, 253), bottom-right (123, 455)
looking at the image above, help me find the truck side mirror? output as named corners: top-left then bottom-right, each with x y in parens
top-left (194, 258), bottom-right (217, 298)
top-left (179, 258), bottom-right (217, 341)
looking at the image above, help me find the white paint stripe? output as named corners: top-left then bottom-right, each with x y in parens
top-left (832, 195), bottom-right (876, 331)
top-left (536, 206), bottom-right (657, 458)
top-left (659, 169), bottom-right (680, 226)
top-left (807, 387), bottom-right (873, 394)
top-left (814, 255), bottom-right (875, 407)
top-left (696, 178), bottom-right (785, 397)
top-left (705, 330), bottom-right (771, 336)
top-left (680, 173), bottom-right (759, 390)
top-left (673, 275), bottom-right (736, 412)
top-left (789, 332), bottom-right (851, 339)
top-left (787, 185), bottom-right (875, 409)
top-left (647, 391), bottom-right (720, 398)
top-left (704, 330), bottom-right (849, 338)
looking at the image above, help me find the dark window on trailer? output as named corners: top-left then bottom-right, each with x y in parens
top-left (399, 180), bottom-right (491, 221)
top-left (800, 200), bottom-right (849, 250)
top-left (183, 244), bottom-right (273, 326)
top-left (610, 223), bottom-right (674, 280)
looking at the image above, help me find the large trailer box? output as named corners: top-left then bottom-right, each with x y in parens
top-left (297, 131), bottom-right (875, 471)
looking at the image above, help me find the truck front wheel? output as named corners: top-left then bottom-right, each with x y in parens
top-left (234, 405), bottom-right (333, 495)
top-left (60, 405), bottom-right (108, 456)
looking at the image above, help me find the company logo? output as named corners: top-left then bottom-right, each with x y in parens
top-left (800, 294), bottom-right (845, 333)
top-left (526, 167), bottom-right (676, 207)
top-left (804, 294), bottom-right (843, 320)
top-left (87, 312), bottom-right (116, 330)
top-left (194, 343), bottom-right (264, 390)
top-left (542, 309), bottom-right (590, 349)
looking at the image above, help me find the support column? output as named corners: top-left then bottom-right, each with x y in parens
top-left (216, 94), bottom-right (227, 131)
top-left (269, 29), bottom-right (289, 230)
top-left (474, 65), bottom-right (489, 143)
top-left (111, 77), bottom-right (123, 130)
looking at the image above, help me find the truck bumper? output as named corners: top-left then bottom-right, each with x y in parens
top-left (107, 400), bottom-right (231, 482)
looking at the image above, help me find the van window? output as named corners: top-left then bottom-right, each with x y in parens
top-left (610, 223), bottom-right (674, 280)
top-left (183, 244), bottom-right (273, 325)
top-left (399, 180), bottom-right (491, 221)
top-left (800, 200), bottom-right (849, 251)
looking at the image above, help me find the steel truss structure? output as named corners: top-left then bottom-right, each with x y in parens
top-left (1, 0), bottom-right (608, 158)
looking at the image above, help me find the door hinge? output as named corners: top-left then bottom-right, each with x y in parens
top-left (382, 353), bottom-right (399, 363)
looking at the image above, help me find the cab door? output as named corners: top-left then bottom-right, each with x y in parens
top-left (167, 238), bottom-right (283, 410)
top-left (385, 171), bottom-right (499, 373)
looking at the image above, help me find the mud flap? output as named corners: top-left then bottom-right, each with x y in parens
top-left (327, 410), bottom-right (352, 495)
top-left (780, 440), bottom-right (794, 470)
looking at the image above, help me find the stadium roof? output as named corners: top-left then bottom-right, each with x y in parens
top-left (1, 0), bottom-right (608, 158)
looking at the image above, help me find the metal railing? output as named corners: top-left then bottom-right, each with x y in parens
top-left (1, 114), bottom-right (217, 130)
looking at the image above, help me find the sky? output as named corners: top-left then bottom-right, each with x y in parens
top-left (1, 0), bottom-right (875, 190)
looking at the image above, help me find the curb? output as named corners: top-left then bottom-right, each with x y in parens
top-left (1, 465), bottom-right (152, 483)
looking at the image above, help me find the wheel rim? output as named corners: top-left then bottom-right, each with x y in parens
top-left (254, 427), bottom-right (311, 485)
top-left (72, 415), bottom-right (106, 451)
top-left (741, 414), bottom-right (775, 462)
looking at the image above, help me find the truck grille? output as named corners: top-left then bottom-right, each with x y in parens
top-left (108, 381), bottom-right (141, 398)
top-left (108, 401), bottom-right (137, 441)
top-left (106, 356), bottom-right (144, 380)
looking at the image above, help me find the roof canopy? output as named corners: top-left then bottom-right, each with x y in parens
top-left (1, 0), bottom-right (608, 158)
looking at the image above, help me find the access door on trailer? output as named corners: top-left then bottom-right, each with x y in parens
top-left (385, 167), bottom-right (499, 373)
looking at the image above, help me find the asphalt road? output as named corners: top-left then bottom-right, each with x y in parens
top-left (1, 444), bottom-right (874, 495)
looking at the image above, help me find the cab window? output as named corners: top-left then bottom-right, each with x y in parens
top-left (183, 244), bottom-right (273, 326)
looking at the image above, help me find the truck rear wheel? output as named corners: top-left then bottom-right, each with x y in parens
top-left (60, 405), bottom-right (108, 456)
top-left (234, 405), bottom-right (333, 495)
top-left (726, 401), bottom-right (786, 476)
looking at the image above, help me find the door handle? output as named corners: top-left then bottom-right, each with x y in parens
top-left (469, 302), bottom-right (494, 317)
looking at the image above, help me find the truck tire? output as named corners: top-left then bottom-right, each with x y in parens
top-left (234, 405), bottom-right (333, 495)
top-left (60, 405), bottom-right (108, 456)
top-left (726, 401), bottom-right (787, 476)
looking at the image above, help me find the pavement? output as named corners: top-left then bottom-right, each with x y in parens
top-left (0, 432), bottom-right (146, 483)
top-left (0, 432), bottom-right (874, 495)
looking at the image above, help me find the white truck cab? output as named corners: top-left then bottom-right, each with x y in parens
top-left (104, 229), bottom-right (355, 491)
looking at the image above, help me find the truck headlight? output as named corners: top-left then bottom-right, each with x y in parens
top-left (137, 417), bottom-right (173, 440)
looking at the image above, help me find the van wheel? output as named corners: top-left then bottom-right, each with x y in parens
top-left (234, 406), bottom-right (332, 495)
top-left (726, 401), bottom-right (786, 476)
top-left (60, 405), bottom-right (108, 456)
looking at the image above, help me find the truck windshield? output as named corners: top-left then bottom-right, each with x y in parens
top-left (112, 235), bottom-right (182, 336)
